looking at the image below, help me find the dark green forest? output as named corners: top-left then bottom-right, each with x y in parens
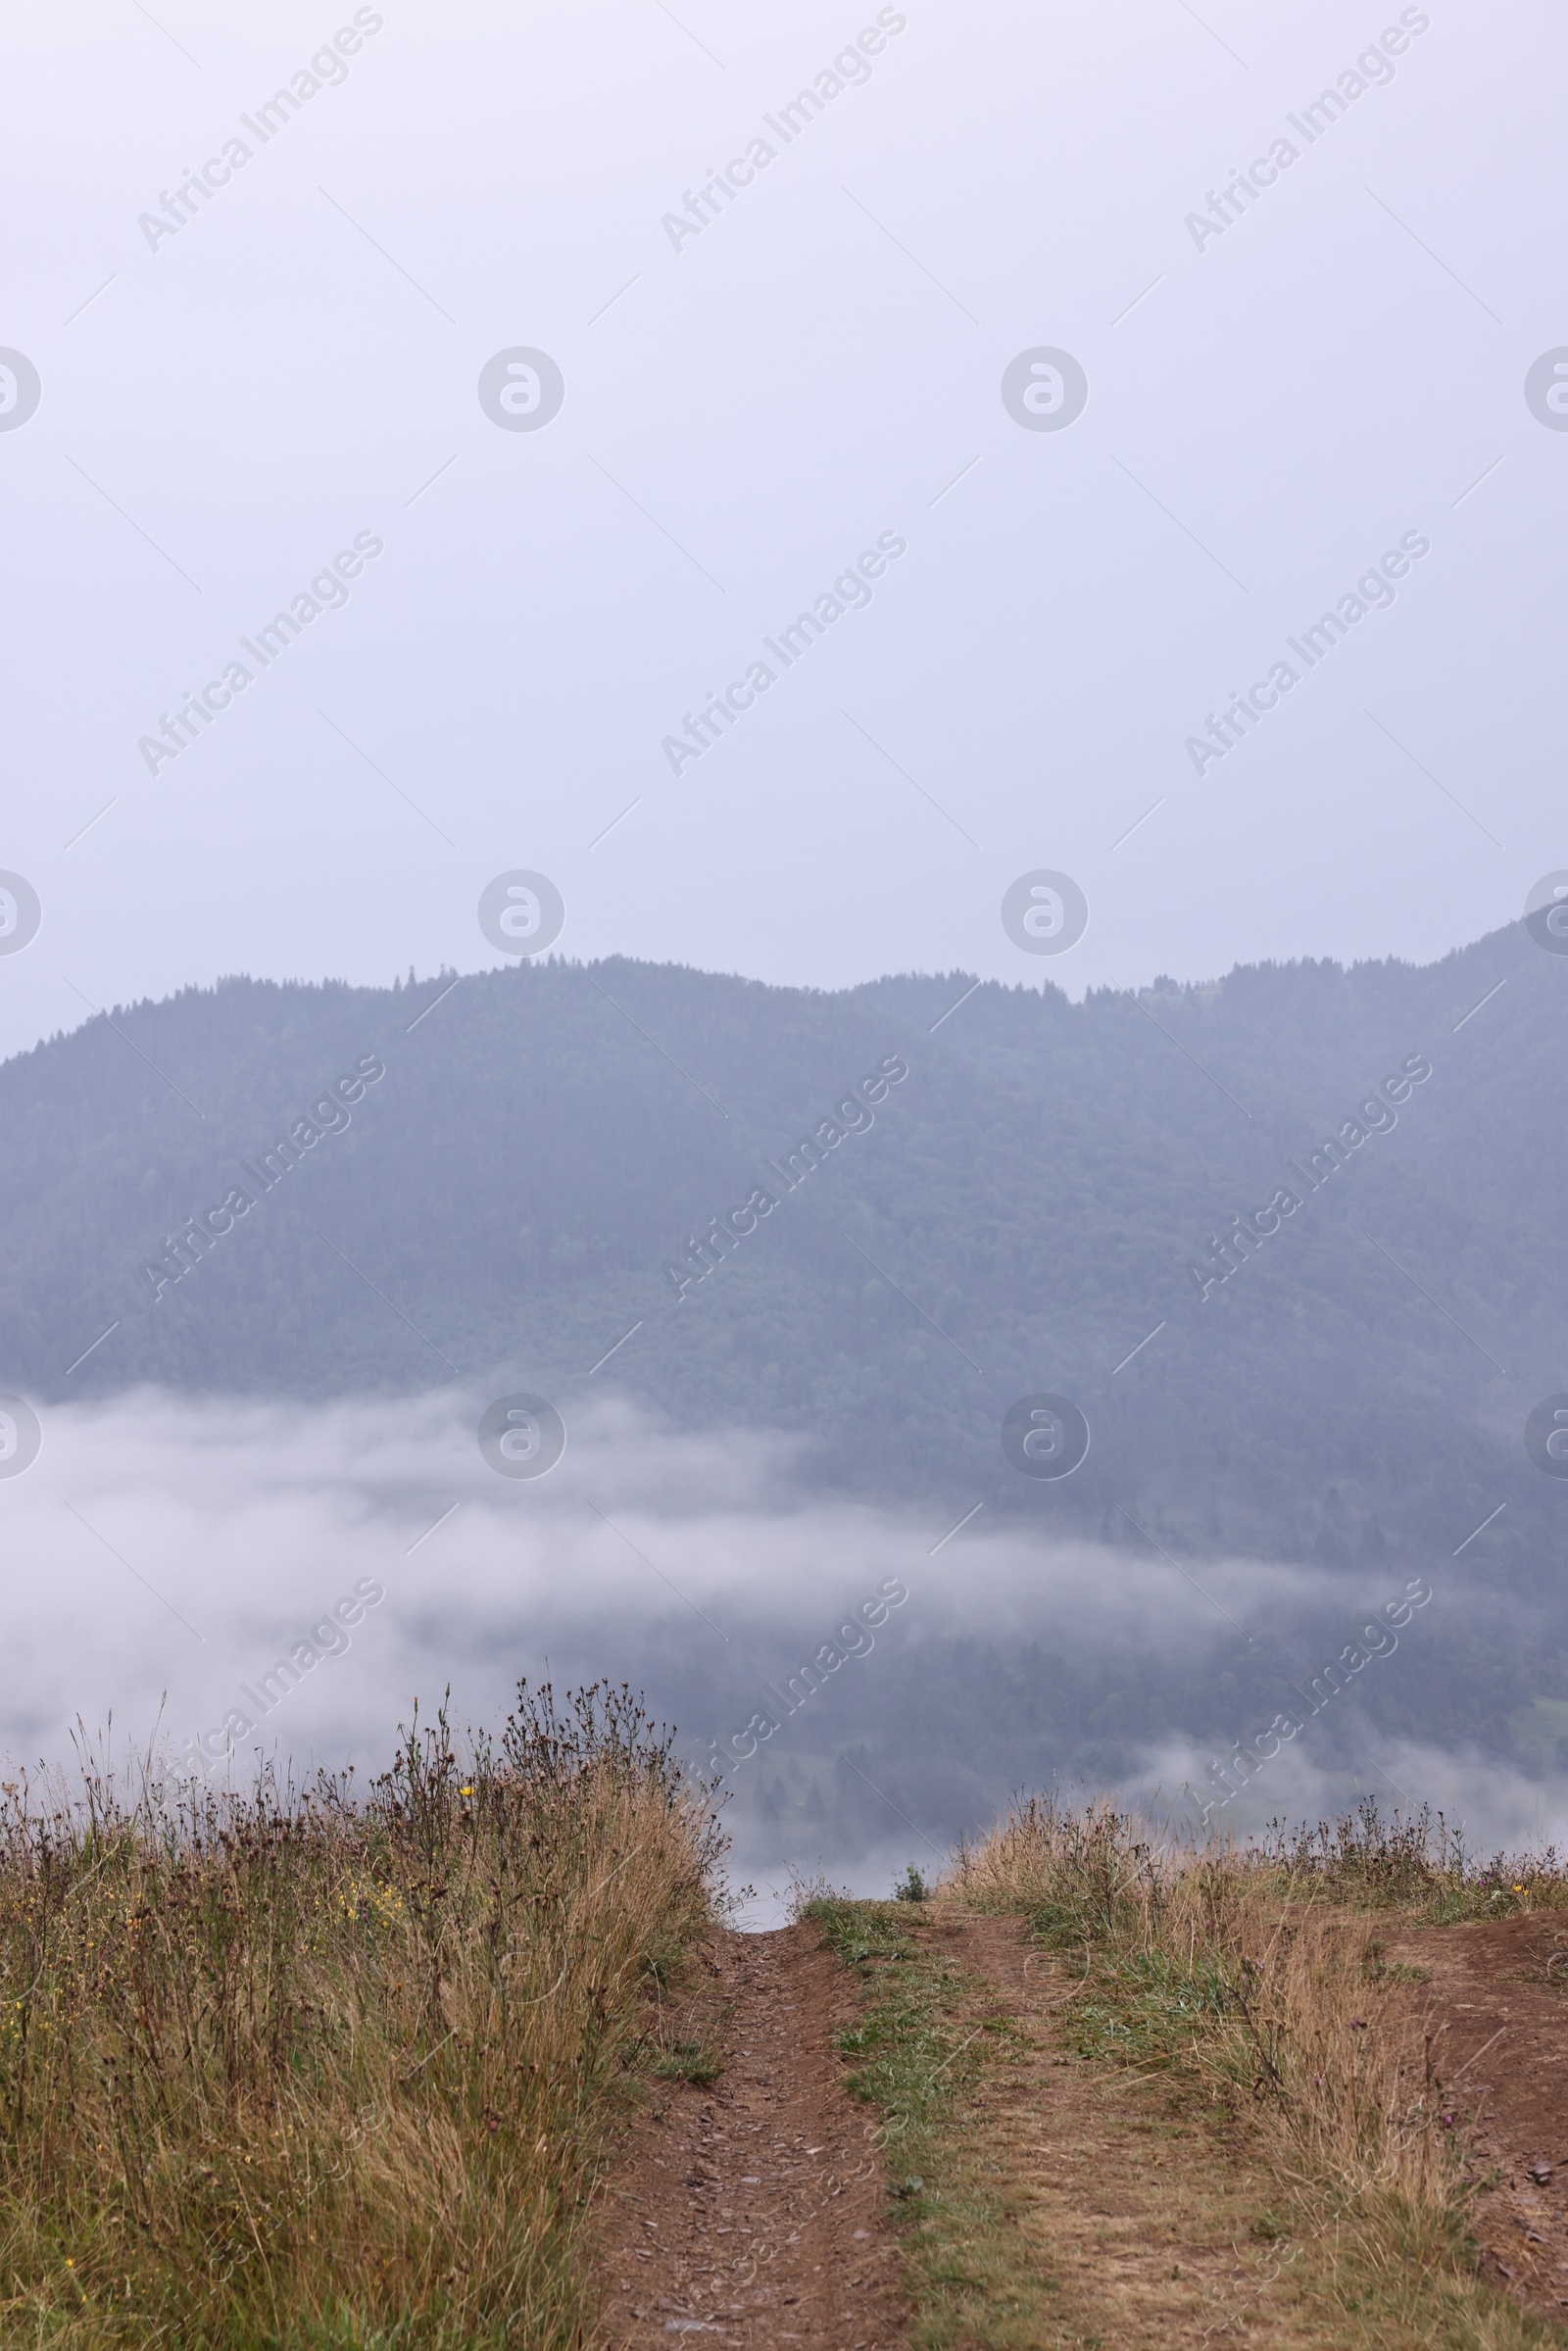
top-left (1, 922), bottom-right (1562, 1577)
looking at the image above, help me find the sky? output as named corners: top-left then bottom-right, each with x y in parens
top-left (1, 0), bottom-right (1564, 1069)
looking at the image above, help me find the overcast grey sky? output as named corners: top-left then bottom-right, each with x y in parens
top-left (1, 0), bottom-right (1562, 1062)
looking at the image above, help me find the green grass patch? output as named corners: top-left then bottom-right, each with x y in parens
top-left (653, 2036), bottom-right (723, 2086)
top-left (808, 1899), bottom-right (1045, 2351)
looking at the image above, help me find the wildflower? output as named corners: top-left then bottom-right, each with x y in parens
top-left (460, 1786), bottom-right (473, 1796)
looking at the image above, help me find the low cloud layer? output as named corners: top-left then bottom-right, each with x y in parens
top-left (1, 1389), bottom-right (1552, 1914)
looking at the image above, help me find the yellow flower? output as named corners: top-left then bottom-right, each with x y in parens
top-left (460, 1786), bottom-right (473, 1796)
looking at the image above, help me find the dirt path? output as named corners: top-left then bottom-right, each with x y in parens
top-left (922, 1908), bottom-right (1322, 2347)
top-left (596, 1901), bottom-right (1568, 2343)
top-left (1390, 1911), bottom-right (1568, 2311)
top-left (597, 1910), bottom-right (1330, 2348)
top-left (596, 1922), bottom-right (906, 2347)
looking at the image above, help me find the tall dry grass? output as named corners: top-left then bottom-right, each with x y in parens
top-left (947, 1792), bottom-right (1542, 2320)
top-left (0, 1682), bottom-right (719, 2350)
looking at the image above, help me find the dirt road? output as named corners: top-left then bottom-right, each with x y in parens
top-left (1392, 1910), bottom-right (1568, 2312)
top-left (596, 1923), bottom-right (906, 2346)
top-left (597, 1911), bottom-right (1310, 2347)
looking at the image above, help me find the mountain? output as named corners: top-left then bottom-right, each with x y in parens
top-left (1, 924), bottom-right (1561, 1588)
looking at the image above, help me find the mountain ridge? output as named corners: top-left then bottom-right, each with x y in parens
top-left (1, 919), bottom-right (1557, 1584)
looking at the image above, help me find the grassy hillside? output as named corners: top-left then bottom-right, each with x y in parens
top-left (0, 1688), bottom-right (717, 2349)
top-left (7, 1705), bottom-right (1567, 2347)
top-left (813, 1796), bottom-right (1568, 2349)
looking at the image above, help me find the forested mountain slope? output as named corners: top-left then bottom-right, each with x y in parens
top-left (1, 923), bottom-right (1560, 1581)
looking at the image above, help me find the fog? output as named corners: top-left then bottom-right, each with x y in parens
top-left (6, 6), bottom-right (1563, 1911)
top-left (4, 1389), bottom-right (1554, 1920)
top-left (4, 2), bottom-right (1567, 1067)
